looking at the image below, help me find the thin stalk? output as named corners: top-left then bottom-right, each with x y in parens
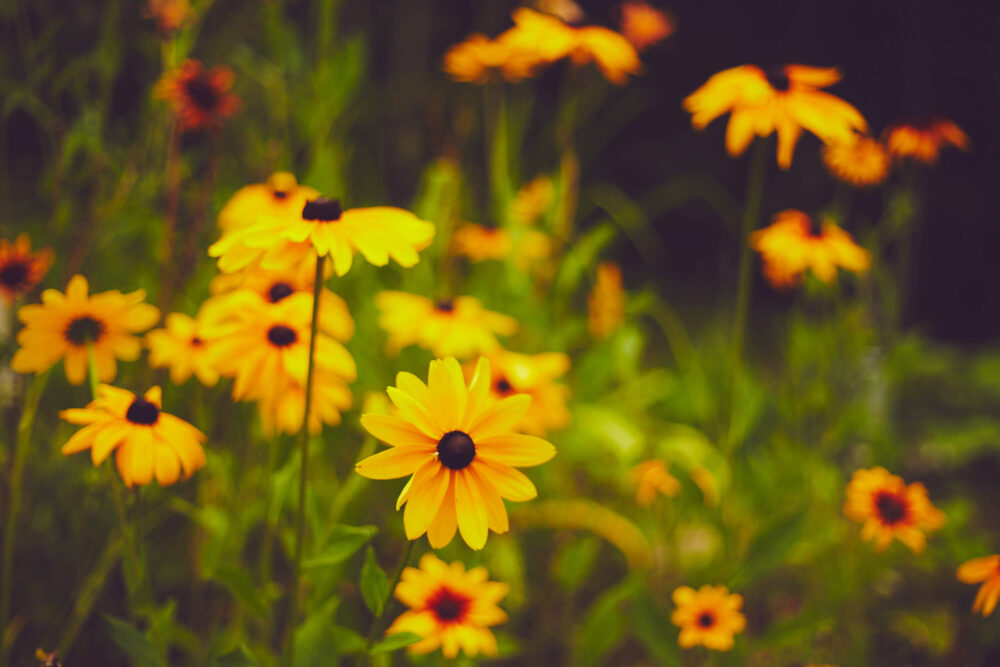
top-left (363, 539), bottom-right (417, 653)
top-left (158, 121), bottom-right (183, 311)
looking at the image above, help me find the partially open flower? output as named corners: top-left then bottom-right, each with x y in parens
top-left (620, 2), bottom-right (675, 51)
top-left (884, 116), bottom-right (969, 164)
top-left (155, 59), bottom-right (240, 132)
top-left (0, 234), bottom-right (53, 305)
top-left (822, 134), bottom-right (890, 187)
top-left (957, 555), bottom-right (1000, 617)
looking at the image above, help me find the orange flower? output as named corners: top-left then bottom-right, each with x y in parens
top-left (822, 134), bottom-right (890, 187)
top-left (145, 0), bottom-right (191, 36)
top-left (671, 585), bottom-right (746, 651)
top-left (0, 234), bottom-right (53, 305)
top-left (884, 116), bottom-right (969, 164)
top-left (620, 2), bottom-right (675, 51)
top-left (568, 25), bottom-right (641, 85)
top-left (155, 59), bottom-right (240, 132)
top-left (843, 466), bottom-right (945, 553)
top-left (481, 349), bottom-right (570, 436)
top-left (631, 459), bottom-right (680, 506)
top-left (957, 555), bottom-right (1000, 617)
top-left (443, 33), bottom-right (540, 83)
top-left (588, 262), bottom-right (625, 338)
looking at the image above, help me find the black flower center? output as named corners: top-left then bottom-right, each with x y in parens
top-left (268, 281), bottom-right (295, 302)
top-left (191, 336), bottom-right (204, 347)
top-left (267, 325), bottom-right (297, 347)
top-left (301, 197), bottom-right (342, 222)
top-left (697, 612), bottom-right (715, 628)
top-left (875, 491), bottom-right (909, 525)
top-left (437, 430), bottom-right (476, 470)
top-left (64, 315), bottom-right (106, 346)
top-left (435, 299), bottom-right (454, 313)
top-left (428, 588), bottom-right (469, 623)
top-left (0, 260), bottom-right (29, 290)
top-left (765, 66), bottom-right (790, 92)
top-left (495, 377), bottom-right (514, 395)
top-left (272, 190), bottom-right (288, 200)
top-left (185, 76), bottom-right (221, 110)
top-left (808, 217), bottom-right (825, 238)
top-left (125, 397), bottom-right (160, 425)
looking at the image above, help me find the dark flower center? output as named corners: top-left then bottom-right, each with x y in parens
top-left (0, 260), bottom-right (29, 290)
top-left (64, 315), bottom-right (106, 346)
top-left (191, 336), bottom-right (204, 347)
top-left (765, 66), bottom-right (790, 92)
top-left (437, 430), bottom-right (476, 470)
top-left (125, 397), bottom-right (160, 425)
top-left (874, 491), bottom-right (909, 525)
top-left (428, 587), bottom-right (470, 623)
top-left (697, 611), bottom-right (715, 628)
top-left (185, 76), bottom-right (221, 110)
top-left (495, 377), bottom-right (514, 395)
top-left (268, 282), bottom-right (295, 302)
top-left (435, 299), bottom-right (455, 313)
top-left (272, 190), bottom-right (288, 200)
top-left (267, 325), bottom-right (297, 347)
top-left (301, 197), bottom-right (342, 222)
top-left (808, 217), bottom-right (825, 238)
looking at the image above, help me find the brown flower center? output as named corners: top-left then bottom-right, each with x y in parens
top-left (191, 336), bottom-right (204, 347)
top-left (874, 491), bottom-right (909, 526)
top-left (301, 197), bottom-right (342, 222)
top-left (125, 397), bottom-right (160, 425)
top-left (64, 315), bottom-right (105, 346)
top-left (427, 587), bottom-right (470, 623)
top-left (437, 430), bottom-right (475, 470)
top-left (267, 325), bottom-right (297, 347)
top-left (268, 282), bottom-right (295, 303)
top-left (185, 76), bottom-right (221, 111)
top-left (807, 217), bottom-right (825, 238)
top-left (0, 259), bottom-right (30, 290)
top-left (697, 611), bottom-right (715, 628)
top-left (495, 377), bottom-right (514, 395)
top-left (765, 66), bottom-right (790, 92)
top-left (435, 299), bottom-right (455, 313)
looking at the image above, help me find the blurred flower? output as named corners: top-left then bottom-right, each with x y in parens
top-left (536, 0), bottom-right (585, 23)
top-left (146, 312), bottom-right (220, 387)
top-left (450, 223), bottom-right (551, 268)
top-left (12, 275), bottom-right (159, 385)
top-left (843, 466), bottom-right (945, 553)
top-left (482, 349), bottom-right (570, 435)
top-left (620, 2), bottom-right (675, 51)
top-left (588, 262), bottom-right (625, 339)
top-left (155, 59), bottom-right (240, 132)
top-left (355, 357), bottom-right (555, 550)
top-left (144, 0), bottom-right (191, 37)
top-left (511, 176), bottom-right (554, 225)
top-left (386, 553), bottom-right (509, 658)
top-left (630, 459), bottom-right (680, 506)
top-left (751, 210), bottom-right (870, 288)
top-left (375, 291), bottom-right (517, 359)
top-left (884, 116), bottom-right (969, 164)
top-left (671, 585), bottom-right (746, 651)
top-left (957, 555), bottom-right (1000, 616)
top-left (0, 234), bottom-right (53, 305)
top-left (569, 25), bottom-right (641, 85)
top-left (822, 134), bottom-right (890, 187)
top-left (60, 385), bottom-right (206, 488)
top-left (443, 33), bottom-right (540, 83)
top-left (684, 65), bottom-right (867, 169)
top-left (217, 172), bottom-right (320, 233)
top-left (257, 368), bottom-right (352, 435)
top-left (34, 649), bottom-right (61, 667)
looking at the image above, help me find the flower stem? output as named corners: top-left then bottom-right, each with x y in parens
top-left (363, 539), bottom-right (417, 654)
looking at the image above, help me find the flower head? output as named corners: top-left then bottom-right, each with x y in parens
top-left (671, 585), bottom-right (746, 651)
top-left (155, 59), bottom-right (240, 132)
top-left (511, 176), bottom-right (554, 225)
top-left (386, 553), bottom-right (509, 658)
top-left (631, 459), bottom-right (680, 506)
top-left (482, 349), bottom-right (570, 436)
top-left (0, 234), bottom-right (53, 304)
top-left (443, 32), bottom-right (542, 83)
top-left (60, 385), bottom-right (206, 487)
top-left (12, 275), bottom-right (159, 385)
top-left (146, 312), bottom-right (220, 387)
top-left (957, 555), bottom-right (1000, 616)
top-left (217, 172), bottom-right (320, 233)
top-left (588, 262), bottom-right (625, 339)
top-left (450, 223), bottom-right (551, 268)
top-left (843, 466), bottom-right (945, 553)
top-left (620, 2), bottom-right (675, 51)
top-left (822, 134), bottom-right (890, 187)
top-left (144, 0), bottom-right (191, 37)
top-left (884, 116), bottom-right (969, 164)
top-left (355, 357), bottom-right (556, 550)
top-left (568, 25), bottom-right (641, 85)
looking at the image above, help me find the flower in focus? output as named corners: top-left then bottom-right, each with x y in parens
top-left (684, 65), bottom-right (867, 169)
top-left (386, 553), bottom-right (509, 658)
top-left (822, 134), bottom-right (890, 187)
top-left (671, 585), bottom-right (746, 651)
top-left (155, 59), bottom-right (240, 132)
top-left (375, 291), bottom-right (517, 359)
top-left (511, 176), bottom-right (554, 225)
top-left (569, 25), bottom-right (641, 85)
top-left (957, 555), bottom-right (1000, 616)
top-left (217, 172), bottom-right (320, 233)
top-left (751, 210), bottom-right (870, 288)
top-left (631, 459), bottom-right (680, 506)
top-left (12, 275), bottom-right (159, 385)
top-left (146, 312), bottom-right (219, 386)
top-left (588, 262), bottom-right (625, 339)
top-left (482, 349), bottom-right (570, 436)
top-left (60, 385), bottom-right (206, 487)
top-left (884, 116), bottom-right (969, 164)
top-left (620, 2), bottom-right (675, 51)
top-left (843, 466), bottom-right (945, 553)
top-left (0, 234), bottom-right (53, 305)
top-left (355, 357), bottom-right (556, 550)
top-left (144, 0), bottom-right (191, 36)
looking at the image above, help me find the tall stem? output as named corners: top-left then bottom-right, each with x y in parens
top-left (363, 539), bottom-right (416, 655)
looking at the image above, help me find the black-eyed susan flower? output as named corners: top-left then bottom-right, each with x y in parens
top-left (0, 234), bottom-right (53, 305)
top-left (750, 210), bottom-right (870, 288)
top-left (684, 65), bottom-right (867, 169)
top-left (569, 25), bottom-right (641, 85)
top-left (60, 385), bottom-right (206, 488)
top-left (588, 262), bottom-right (625, 339)
top-left (442, 32), bottom-right (540, 83)
top-left (154, 59), bottom-right (240, 132)
top-left (957, 555), bottom-right (1000, 617)
top-left (375, 291), bottom-right (517, 359)
top-left (257, 367), bottom-right (352, 435)
top-left (450, 223), bottom-right (551, 268)
top-left (620, 2), bottom-right (675, 51)
top-left (482, 349), bottom-right (570, 436)
top-left (843, 466), bottom-right (945, 553)
top-left (146, 312), bottom-right (219, 387)
top-left (511, 176), bottom-right (554, 225)
top-left (144, 0), bottom-right (191, 37)
top-left (385, 553), bottom-right (509, 658)
top-left (217, 172), bottom-right (320, 233)
top-left (671, 585), bottom-right (746, 651)
top-left (11, 275), bottom-right (159, 385)
top-left (355, 357), bottom-right (555, 550)
top-left (630, 459), bottom-right (680, 506)
top-left (822, 134), bottom-right (890, 187)
top-left (884, 116), bottom-right (969, 164)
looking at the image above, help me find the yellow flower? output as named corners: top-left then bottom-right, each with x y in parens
top-left (884, 116), bottom-right (969, 164)
top-left (257, 368), bottom-right (352, 436)
top-left (12, 275), bottom-right (160, 385)
top-left (217, 172), bottom-right (320, 233)
top-left (750, 210), bottom-right (870, 288)
top-left (450, 223), bottom-right (551, 268)
top-left (569, 25), bottom-right (641, 85)
top-left (671, 585), bottom-right (746, 651)
top-left (822, 134), bottom-right (890, 187)
top-left (620, 2), bottom-right (675, 51)
top-left (481, 349), bottom-right (570, 436)
top-left (60, 385), bottom-right (206, 487)
top-left (511, 176), bottom-right (554, 225)
top-left (355, 357), bottom-right (556, 550)
top-left (684, 64), bottom-right (867, 169)
top-left (588, 262), bottom-right (625, 339)
top-left (208, 197), bottom-right (435, 277)
top-left (630, 459), bottom-right (680, 506)
top-left (442, 32), bottom-right (540, 83)
top-left (375, 291), bottom-right (517, 359)
top-left (385, 553), bottom-right (509, 658)
top-left (504, 8), bottom-right (579, 68)
top-left (957, 555), bottom-right (1000, 617)
top-left (843, 466), bottom-right (945, 553)
top-left (146, 312), bottom-right (220, 387)
top-left (0, 234), bottom-right (53, 305)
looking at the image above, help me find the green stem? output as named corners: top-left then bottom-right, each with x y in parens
top-left (363, 539), bottom-right (417, 654)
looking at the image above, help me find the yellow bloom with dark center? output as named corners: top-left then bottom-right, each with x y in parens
top-left (684, 64), bottom-right (867, 169)
top-left (631, 459), bottom-right (680, 506)
top-left (482, 349), bottom-right (570, 436)
top-left (146, 312), bottom-right (220, 387)
top-left (385, 553), bottom-right (509, 658)
top-left (375, 291), bottom-right (517, 359)
top-left (822, 134), bottom-right (890, 187)
top-left (751, 210), bottom-right (870, 288)
top-left (671, 585), bottom-right (746, 651)
top-left (60, 385), bottom-right (206, 488)
top-left (12, 275), bottom-right (159, 385)
top-left (620, 2), bottom-right (675, 51)
top-left (257, 367), bottom-right (353, 435)
top-left (588, 262), bottom-right (625, 339)
top-left (884, 116), bottom-right (969, 164)
top-left (355, 357), bottom-right (556, 550)
top-left (0, 234), bottom-right (53, 305)
top-left (843, 466), bottom-right (945, 553)
top-left (217, 172), bottom-right (320, 233)
top-left (957, 555), bottom-right (1000, 617)
top-left (154, 59), bottom-right (240, 132)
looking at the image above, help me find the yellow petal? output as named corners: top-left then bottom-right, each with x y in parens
top-left (355, 446), bottom-right (435, 480)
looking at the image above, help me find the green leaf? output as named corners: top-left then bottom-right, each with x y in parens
top-left (302, 524), bottom-right (378, 570)
top-left (360, 546), bottom-right (389, 616)
top-left (103, 614), bottom-right (166, 667)
top-left (293, 597), bottom-right (339, 667)
top-left (370, 632), bottom-right (422, 654)
top-left (554, 536), bottom-right (600, 589)
top-left (574, 578), bottom-right (639, 666)
top-left (212, 564), bottom-right (268, 619)
top-left (330, 626), bottom-right (367, 655)
top-left (729, 509), bottom-right (808, 589)
top-left (213, 644), bottom-right (260, 666)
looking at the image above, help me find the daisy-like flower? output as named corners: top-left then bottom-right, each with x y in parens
top-left (588, 262), bottom-right (625, 339)
top-left (843, 466), bottom-right (945, 553)
top-left (208, 196), bottom-right (435, 277)
top-left (12, 275), bottom-right (159, 385)
top-left (822, 134), bottom-right (890, 187)
top-left (60, 385), bottom-right (206, 487)
top-left (684, 65), bottom-right (867, 169)
top-left (620, 2), bottom-right (675, 51)
top-left (957, 555), bottom-right (1000, 617)
top-left (568, 25), bottom-right (641, 85)
top-left (482, 349), bottom-right (570, 436)
top-left (450, 223), bottom-right (551, 268)
top-left (217, 172), bottom-right (320, 233)
top-left (671, 585), bottom-right (746, 651)
top-left (154, 59), bottom-right (240, 132)
top-left (257, 368), bottom-right (352, 435)
top-left (630, 459), bottom-right (680, 506)
top-left (0, 234), bottom-right (53, 304)
top-left (442, 32), bottom-right (541, 83)
top-left (144, 0), bottom-right (191, 37)
top-left (884, 116), bottom-right (969, 164)
top-left (751, 210), bottom-right (870, 288)
top-left (375, 291), bottom-right (517, 359)
top-left (355, 357), bottom-right (556, 550)
top-left (385, 553), bottom-right (509, 658)
top-left (146, 312), bottom-right (220, 387)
